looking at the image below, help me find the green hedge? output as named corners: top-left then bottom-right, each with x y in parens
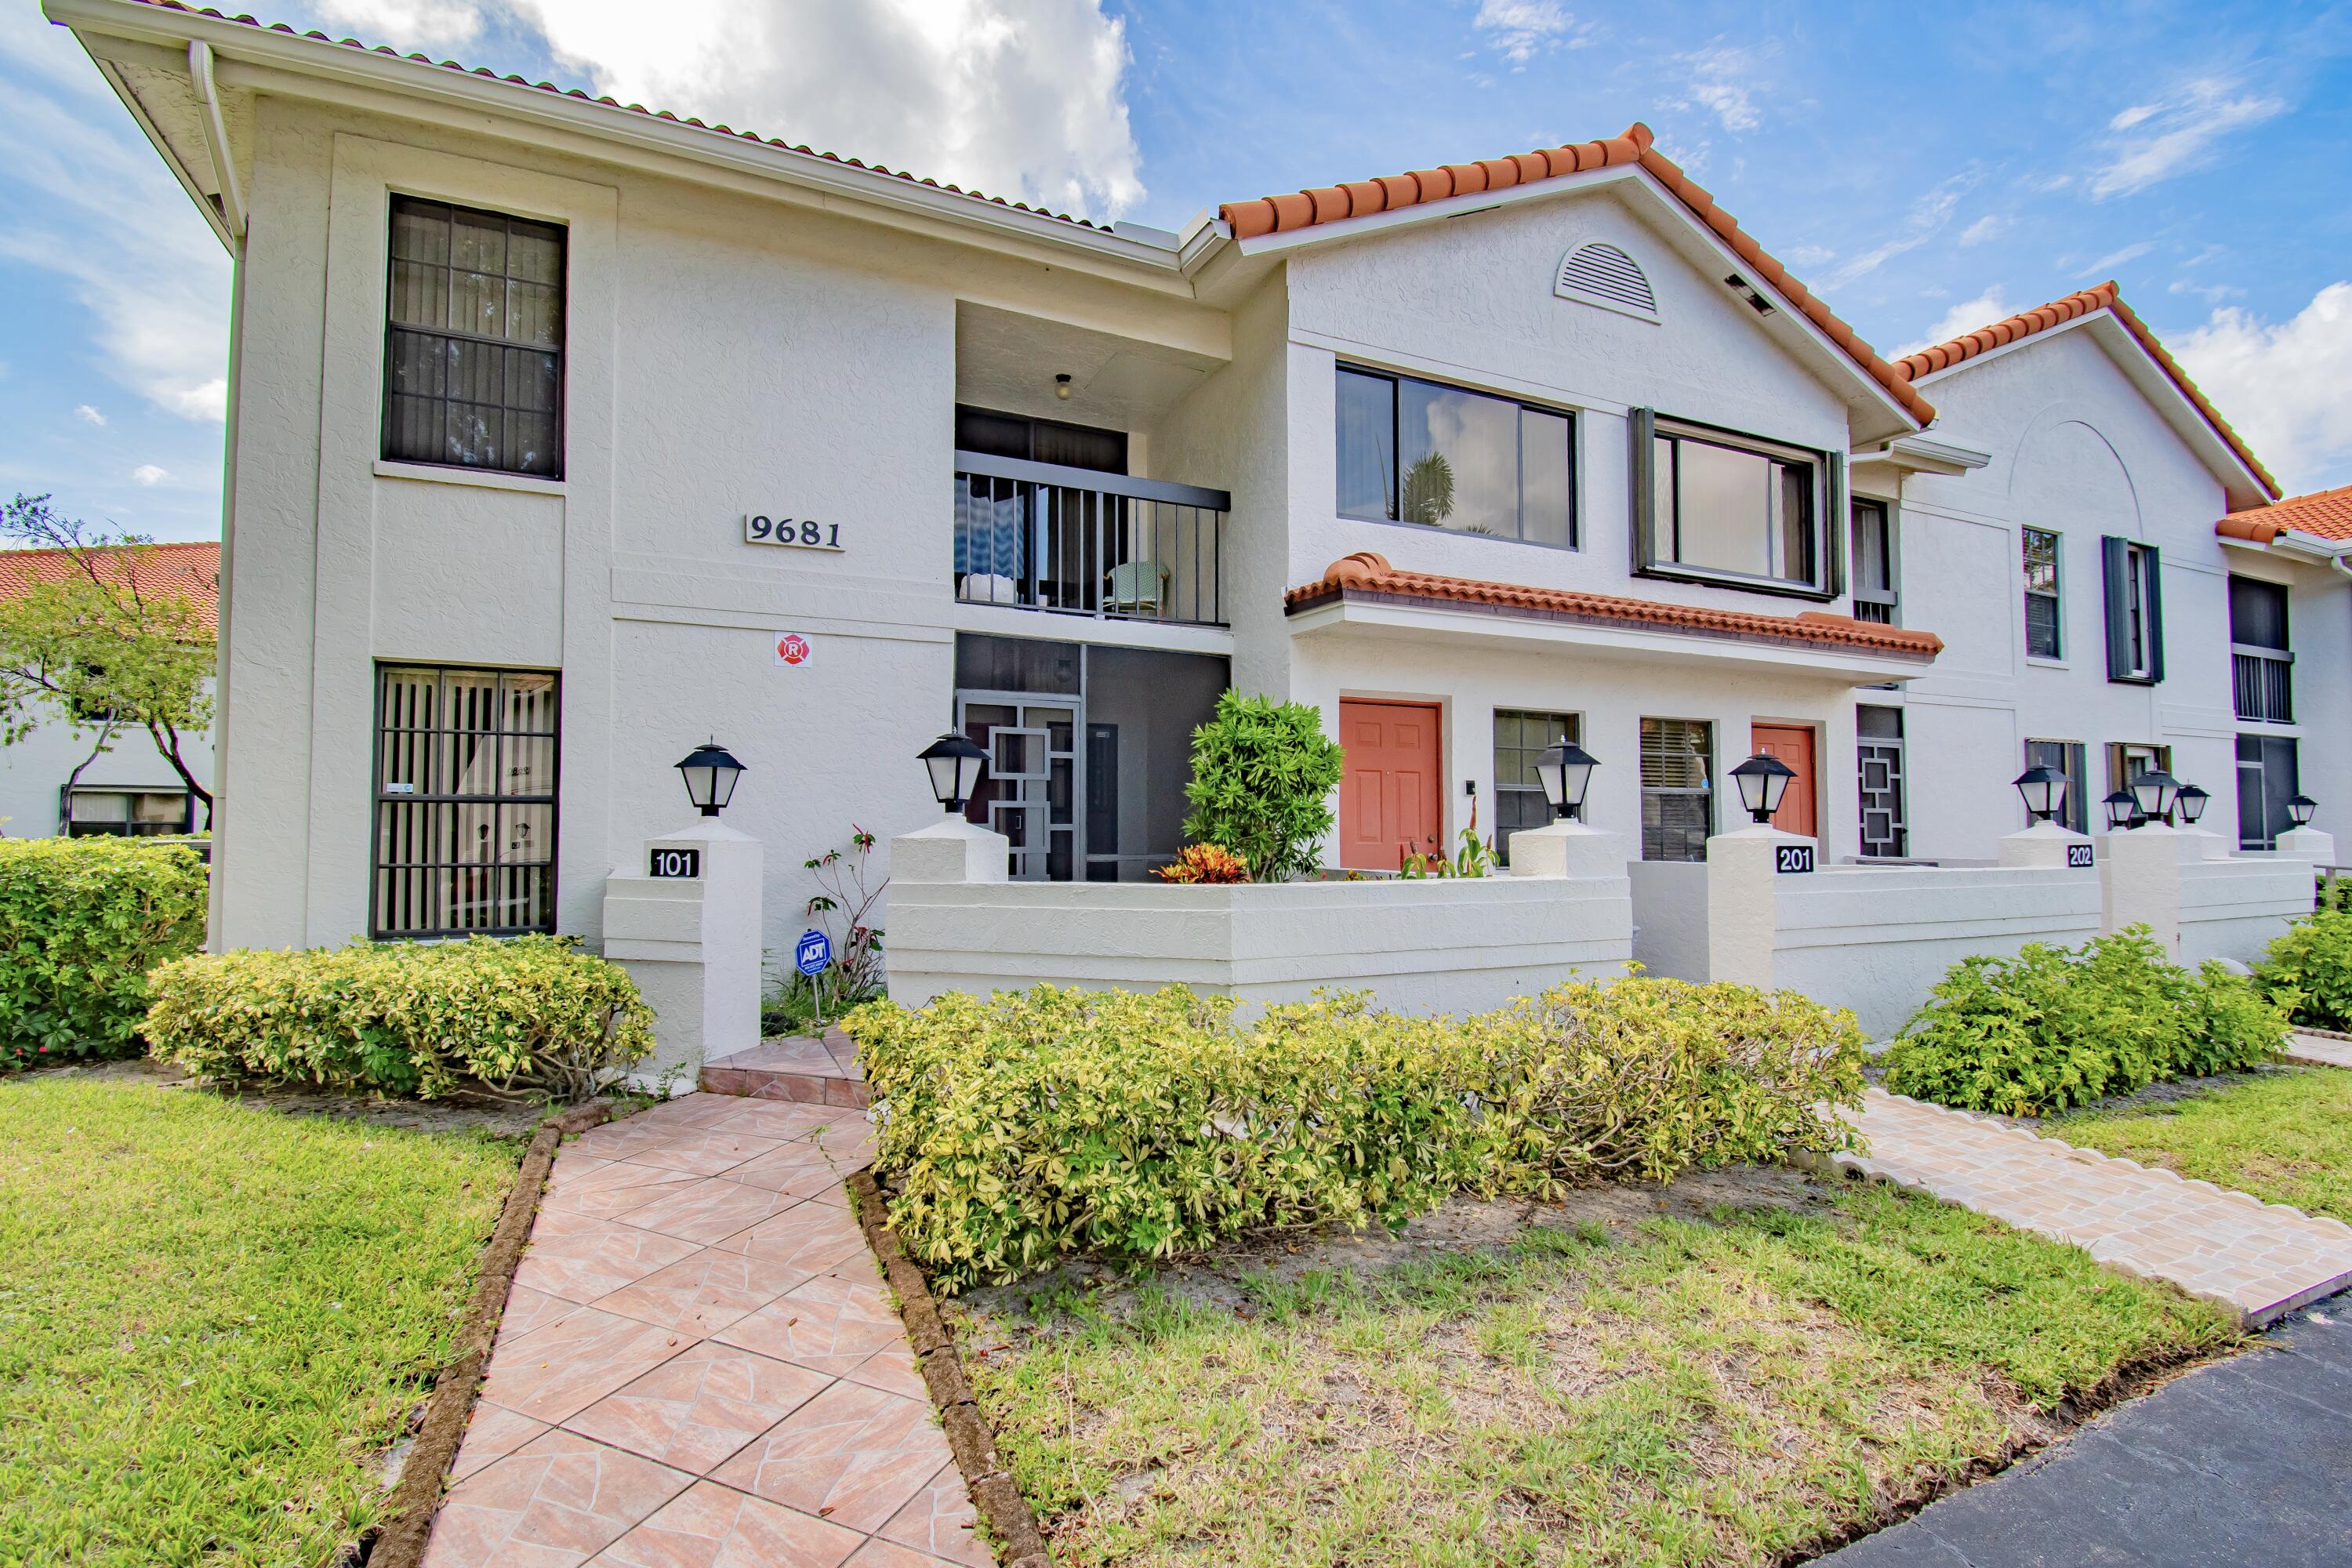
top-left (0, 837), bottom-right (209, 1069)
top-left (1880, 927), bottom-right (2288, 1116)
top-left (844, 978), bottom-right (1866, 1291)
top-left (2253, 906), bottom-right (2352, 1031)
top-left (145, 935), bottom-right (655, 1101)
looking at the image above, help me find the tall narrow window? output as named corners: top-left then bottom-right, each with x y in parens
top-left (2238, 735), bottom-right (2300, 850)
top-left (2229, 575), bottom-right (2292, 724)
top-left (1638, 416), bottom-right (1827, 594)
top-left (2101, 538), bottom-right (2164, 683)
top-left (2105, 742), bottom-right (2172, 828)
top-left (373, 666), bottom-right (560, 937)
top-left (1640, 717), bottom-right (1713, 862)
top-left (1856, 706), bottom-right (1906, 857)
top-left (383, 197), bottom-right (566, 477)
top-left (1493, 710), bottom-right (1581, 864)
top-left (2024, 739), bottom-right (2088, 834)
top-left (2022, 528), bottom-right (2062, 659)
top-left (1334, 366), bottom-right (1576, 547)
top-left (1850, 499), bottom-right (1897, 624)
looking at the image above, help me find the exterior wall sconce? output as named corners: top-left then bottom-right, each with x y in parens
top-left (676, 738), bottom-right (746, 817)
top-left (2175, 784), bottom-right (2211, 826)
top-left (1536, 739), bottom-right (1599, 822)
top-left (2129, 770), bottom-right (2181, 826)
top-left (2013, 765), bottom-right (2068, 825)
top-left (2291, 793), bottom-right (2318, 827)
top-left (920, 731), bottom-right (989, 814)
top-left (2103, 789), bottom-right (2138, 831)
top-left (1730, 753), bottom-right (1795, 825)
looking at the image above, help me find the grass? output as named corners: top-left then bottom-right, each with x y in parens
top-left (2059, 1065), bottom-right (2352, 1224)
top-left (0, 1073), bottom-right (522, 1567)
top-left (960, 1184), bottom-right (2236, 1568)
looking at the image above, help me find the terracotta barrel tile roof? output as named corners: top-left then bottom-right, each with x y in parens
top-left (0, 541), bottom-right (222, 632)
top-left (1895, 282), bottom-right (2279, 499)
top-left (1287, 551), bottom-right (1942, 660)
top-left (2220, 484), bottom-right (2352, 546)
top-left (1218, 123), bottom-right (1934, 429)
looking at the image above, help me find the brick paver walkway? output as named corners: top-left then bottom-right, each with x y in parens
top-left (1830, 1089), bottom-right (2352, 1327)
top-left (423, 1094), bottom-right (989, 1568)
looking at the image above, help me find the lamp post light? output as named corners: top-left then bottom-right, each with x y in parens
top-left (2013, 765), bottom-right (2068, 826)
top-left (2103, 789), bottom-right (2138, 832)
top-left (2290, 793), bottom-right (2319, 828)
top-left (918, 731), bottom-right (989, 815)
top-left (1730, 753), bottom-right (1797, 826)
top-left (2175, 783), bottom-right (2211, 826)
top-left (2129, 769), bottom-right (2181, 826)
top-left (1535, 739), bottom-right (1599, 822)
top-left (674, 738), bottom-right (746, 817)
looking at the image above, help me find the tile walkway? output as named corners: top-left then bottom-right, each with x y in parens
top-left (702, 1028), bottom-right (871, 1109)
top-left (1829, 1088), bottom-right (2352, 1327)
top-left (2284, 1031), bottom-right (2352, 1069)
top-left (423, 1093), bottom-right (990, 1568)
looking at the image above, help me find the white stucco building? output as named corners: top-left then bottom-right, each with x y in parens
top-left (49, 0), bottom-right (2339, 975)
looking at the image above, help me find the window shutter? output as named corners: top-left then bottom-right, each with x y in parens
top-left (1628, 407), bottom-right (1657, 573)
top-left (2101, 535), bottom-right (2132, 681)
top-left (1825, 452), bottom-right (1849, 601)
top-left (2143, 544), bottom-right (2165, 683)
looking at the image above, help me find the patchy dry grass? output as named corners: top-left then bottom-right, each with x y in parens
top-left (955, 1181), bottom-right (2234, 1568)
top-left (2060, 1065), bottom-right (2352, 1224)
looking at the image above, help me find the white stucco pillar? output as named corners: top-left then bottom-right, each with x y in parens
top-left (601, 818), bottom-right (764, 1088)
top-left (2176, 824), bottom-right (2235, 861)
top-left (891, 815), bottom-right (1011, 884)
top-left (1704, 824), bottom-right (1809, 988)
top-left (2277, 825), bottom-right (2338, 866)
top-left (2099, 824), bottom-right (2184, 957)
top-left (1996, 821), bottom-right (2095, 869)
top-left (1508, 819), bottom-right (1626, 880)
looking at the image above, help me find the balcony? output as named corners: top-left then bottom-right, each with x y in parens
top-left (2233, 644), bottom-right (2292, 724)
top-left (953, 452), bottom-right (1229, 629)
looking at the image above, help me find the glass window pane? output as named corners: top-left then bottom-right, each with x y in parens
top-left (500, 671), bottom-right (560, 734)
top-left (506, 221), bottom-right (563, 284)
top-left (2022, 528), bottom-right (2059, 593)
top-left (1671, 439), bottom-right (1775, 576)
top-left (506, 281), bottom-right (561, 347)
top-left (389, 259), bottom-right (446, 329)
top-left (451, 212), bottom-right (507, 278)
top-left (1399, 379), bottom-right (1519, 536)
top-left (1520, 408), bottom-right (1573, 547)
top-left (1777, 463), bottom-right (1813, 583)
top-left (450, 269), bottom-right (505, 339)
top-left (390, 201), bottom-right (452, 265)
top-left (1335, 369), bottom-right (1396, 521)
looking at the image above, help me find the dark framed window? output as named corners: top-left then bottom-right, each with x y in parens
top-left (1335, 366), bottom-right (1576, 547)
top-left (383, 197), bottom-right (566, 478)
top-left (1640, 717), bottom-right (1713, 862)
top-left (2024, 739), bottom-right (2088, 834)
top-left (1857, 706), bottom-right (1907, 858)
top-left (2229, 575), bottom-right (2293, 724)
top-left (2023, 528), bottom-right (2062, 659)
top-left (372, 665), bottom-right (560, 938)
top-left (1634, 410), bottom-right (1833, 597)
top-left (1850, 499), bottom-right (1897, 624)
top-left (64, 789), bottom-right (192, 837)
top-left (2105, 742), bottom-right (2172, 829)
top-left (2101, 538), bottom-right (2164, 684)
top-left (1493, 710), bottom-right (1581, 864)
top-left (2238, 735), bottom-right (2299, 850)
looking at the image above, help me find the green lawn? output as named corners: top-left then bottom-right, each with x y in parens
top-left (2060, 1065), bottom-right (2352, 1224)
top-left (0, 1073), bottom-right (521, 1566)
top-left (960, 1183), bottom-right (2234, 1568)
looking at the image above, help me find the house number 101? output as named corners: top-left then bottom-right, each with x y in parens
top-left (745, 515), bottom-right (845, 551)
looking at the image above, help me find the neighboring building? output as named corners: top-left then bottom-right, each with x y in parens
top-left (0, 542), bottom-right (219, 838)
top-left (48, 0), bottom-right (2326, 961)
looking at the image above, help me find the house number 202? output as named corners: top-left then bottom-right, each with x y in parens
top-left (745, 515), bottom-right (845, 551)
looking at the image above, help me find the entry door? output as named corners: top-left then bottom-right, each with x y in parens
top-left (1751, 724), bottom-right (1817, 837)
top-left (1339, 699), bottom-right (1443, 869)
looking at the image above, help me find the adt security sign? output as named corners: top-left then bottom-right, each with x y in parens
top-left (793, 928), bottom-right (833, 977)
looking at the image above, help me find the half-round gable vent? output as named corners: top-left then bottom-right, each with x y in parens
top-left (1555, 241), bottom-right (1658, 322)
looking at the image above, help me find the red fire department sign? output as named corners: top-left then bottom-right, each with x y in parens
top-left (774, 633), bottom-right (811, 666)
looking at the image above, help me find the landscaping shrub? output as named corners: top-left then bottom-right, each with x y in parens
top-left (0, 836), bottom-right (209, 1068)
top-left (1152, 843), bottom-right (1250, 884)
top-left (1881, 927), bottom-right (2288, 1116)
top-left (845, 977), bottom-right (1866, 1290)
top-left (1180, 692), bottom-right (1345, 883)
top-left (2252, 905), bottom-right (2352, 1031)
top-left (145, 935), bottom-right (655, 1100)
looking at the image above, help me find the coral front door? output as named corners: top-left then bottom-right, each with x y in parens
top-left (1340, 699), bottom-right (1443, 869)
top-left (1750, 724), bottom-right (1817, 837)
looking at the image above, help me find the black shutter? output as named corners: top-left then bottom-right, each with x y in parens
top-left (2101, 535), bottom-right (2132, 681)
top-left (1628, 408), bottom-right (1657, 574)
top-left (2143, 544), bottom-right (2165, 683)
top-left (1825, 452), bottom-right (1848, 599)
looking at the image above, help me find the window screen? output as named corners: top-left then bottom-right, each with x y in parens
top-left (2238, 735), bottom-right (2299, 851)
top-left (1493, 710), bottom-right (1580, 864)
top-left (2023, 739), bottom-right (2087, 834)
top-left (1640, 717), bottom-right (1713, 862)
top-left (373, 666), bottom-right (560, 937)
top-left (2022, 528), bottom-right (2061, 659)
top-left (383, 197), bottom-right (565, 477)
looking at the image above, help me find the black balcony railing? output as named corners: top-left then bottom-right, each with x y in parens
top-left (953, 451), bottom-right (1230, 628)
top-left (2233, 645), bottom-right (2293, 724)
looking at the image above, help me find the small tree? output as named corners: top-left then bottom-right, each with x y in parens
top-left (0, 495), bottom-right (217, 829)
top-left (1180, 691), bottom-right (1345, 883)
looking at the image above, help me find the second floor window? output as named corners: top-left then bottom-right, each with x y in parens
top-left (2229, 575), bottom-right (2292, 724)
top-left (1637, 413), bottom-right (1827, 595)
top-left (383, 196), bottom-right (566, 479)
top-left (1335, 367), bottom-right (1575, 547)
top-left (2101, 538), bottom-right (2164, 684)
top-left (1850, 499), bottom-right (1897, 623)
top-left (2022, 528), bottom-right (2062, 659)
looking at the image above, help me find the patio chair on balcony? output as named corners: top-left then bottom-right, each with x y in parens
top-left (1105, 558), bottom-right (1171, 616)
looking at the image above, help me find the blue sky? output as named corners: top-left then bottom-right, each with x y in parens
top-left (5, 0), bottom-right (2349, 545)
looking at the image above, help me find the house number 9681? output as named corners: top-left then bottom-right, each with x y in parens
top-left (745, 515), bottom-right (845, 551)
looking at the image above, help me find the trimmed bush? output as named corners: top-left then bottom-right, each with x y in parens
top-left (0, 837), bottom-right (209, 1069)
top-left (1880, 927), bottom-right (2288, 1116)
top-left (845, 977), bottom-right (1866, 1290)
top-left (2253, 906), bottom-right (2352, 1031)
top-left (1180, 692), bottom-right (1345, 883)
top-left (146, 935), bottom-right (655, 1101)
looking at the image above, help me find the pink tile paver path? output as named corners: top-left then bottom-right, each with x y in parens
top-left (1828, 1088), bottom-right (2352, 1327)
top-left (424, 1094), bottom-right (990, 1568)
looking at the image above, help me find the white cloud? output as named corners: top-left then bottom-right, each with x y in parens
top-left (1823, 176), bottom-right (1970, 288)
top-left (1472, 1), bottom-right (1590, 65)
top-left (313, 0), bottom-right (1145, 218)
top-left (2091, 77), bottom-right (2285, 200)
top-left (1894, 289), bottom-right (2013, 360)
top-left (1958, 214), bottom-right (2009, 247)
top-left (74, 404), bottom-right (105, 426)
top-left (131, 464), bottom-right (169, 486)
top-left (2076, 240), bottom-right (2154, 280)
top-left (1676, 43), bottom-right (1763, 134)
top-left (2172, 282), bottom-right (2352, 492)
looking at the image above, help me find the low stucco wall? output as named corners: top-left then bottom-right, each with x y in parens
top-left (886, 872), bottom-right (1632, 1015)
top-left (1628, 861), bottom-right (1709, 982)
top-left (2180, 855), bottom-right (2316, 967)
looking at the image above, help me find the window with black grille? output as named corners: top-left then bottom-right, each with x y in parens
top-left (1493, 710), bottom-right (1581, 864)
top-left (372, 665), bottom-right (559, 938)
top-left (383, 197), bottom-right (565, 478)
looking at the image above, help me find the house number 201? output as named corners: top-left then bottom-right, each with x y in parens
top-left (745, 515), bottom-right (845, 551)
